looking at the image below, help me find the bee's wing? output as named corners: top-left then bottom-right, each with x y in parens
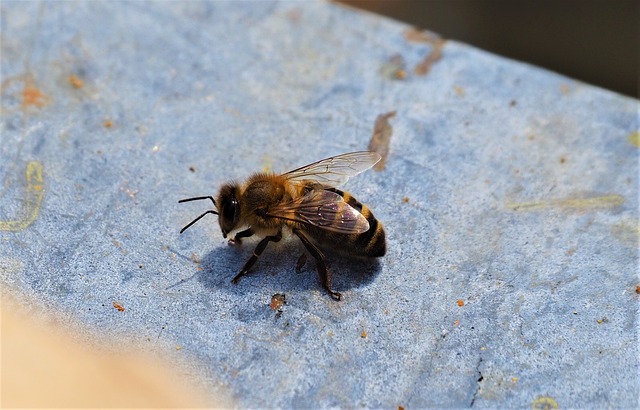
top-left (282, 151), bottom-right (381, 187)
top-left (265, 189), bottom-right (370, 234)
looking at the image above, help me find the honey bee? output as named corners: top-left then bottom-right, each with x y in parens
top-left (178, 151), bottom-right (386, 300)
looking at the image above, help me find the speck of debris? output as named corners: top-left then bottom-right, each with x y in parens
top-left (189, 166), bottom-right (196, 173)
top-left (360, 330), bottom-right (368, 338)
top-left (380, 54), bottom-right (407, 80)
top-left (636, 285), bottom-right (640, 294)
top-left (457, 299), bottom-right (465, 307)
top-left (509, 99), bottom-right (517, 107)
top-left (103, 119), bottom-right (113, 128)
top-left (68, 74), bottom-right (84, 89)
top-left (112, 301), bottom-right (125, 312)
top-left (270, 293), bottom-right (286, 311)
top-left (402, 197), bottom-right (410, 203)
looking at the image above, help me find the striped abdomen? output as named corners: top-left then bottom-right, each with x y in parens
top-left (306, 187), bottom-right (386, 257)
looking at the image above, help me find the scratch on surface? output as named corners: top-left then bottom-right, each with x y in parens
top-left (469, 357), bottom-right (484, 407)
top-left (0, 161), bottom-right (45, 231)
top-left (368, 111), bottom-right (396, 171)
top-left (405, 28), bottom-right (446, 76)
top-left (507, 194), bottom-right (624, 211)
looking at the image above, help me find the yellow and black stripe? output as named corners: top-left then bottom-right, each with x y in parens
top-left (316, 187), bottom-right (386, 257)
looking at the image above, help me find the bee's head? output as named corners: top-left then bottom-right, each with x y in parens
top-left (178, 183), bottom-right (241, 238)
top-left (216, 183), bottom-right (241, 238)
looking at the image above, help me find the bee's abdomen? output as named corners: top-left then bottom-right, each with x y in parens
top-left (325, 188), bottom-right (386, 257)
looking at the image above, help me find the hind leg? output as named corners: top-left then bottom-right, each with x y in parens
top-left (292, 229), bottom-right (340, 301)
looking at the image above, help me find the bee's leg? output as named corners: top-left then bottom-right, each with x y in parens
top-left (231, 230), bottom-right (282, 284)
top-left (295, 252), bottom-right (307, 272)
top-left (292, 229), bottom-right (341, 301)
top-left (229, 228), bottom-right (254, 246)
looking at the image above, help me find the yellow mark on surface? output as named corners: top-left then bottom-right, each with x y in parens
top-left (368, 111), bottom-right (396, 171)
top-left (262, 156), bottom-right (272, 173)
top-left (507, 195), bottom-right (624, 211)
top-left (0, 161), bottom-right (44, 231)
top-left (628, 131), bottom-right (640, 147)
top-left (532, 396), bottom-right (559, 409)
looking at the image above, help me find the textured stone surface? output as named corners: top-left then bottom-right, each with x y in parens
top-left (1, 1), bottom-right (638, 407)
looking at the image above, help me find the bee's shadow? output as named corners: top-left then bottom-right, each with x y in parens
top-left (197, 237), bottom-right (382, 297)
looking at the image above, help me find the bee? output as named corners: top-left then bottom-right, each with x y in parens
top-left (178, 151), bottom-right (386, 300)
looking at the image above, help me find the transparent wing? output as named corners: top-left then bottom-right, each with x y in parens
top-left (282, 151), bottom-right (381, 187)
top-left (265, 189), bottom-right (370, 234)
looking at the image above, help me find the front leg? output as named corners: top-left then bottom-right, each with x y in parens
top-left (229, 228), bottom-right (254, 246)
top-left (231, 230), bottom-right (282, 284)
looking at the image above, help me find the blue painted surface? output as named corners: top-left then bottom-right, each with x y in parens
top-left (1, 1), bottom-right (638, 408)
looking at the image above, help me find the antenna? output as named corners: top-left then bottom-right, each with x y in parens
top-left (178, 196), bottom-right (218, 233)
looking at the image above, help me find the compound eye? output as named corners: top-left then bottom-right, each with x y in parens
top-left (222, 198), bottom-right (238, 222)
